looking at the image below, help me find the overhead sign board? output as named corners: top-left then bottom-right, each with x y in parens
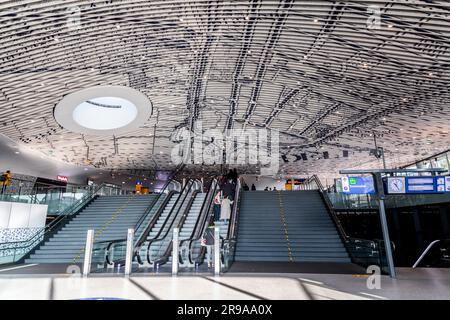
top-left (386, 176), bottom-right (450, 194)
top-left (341, 176), bottom-right (375, 194)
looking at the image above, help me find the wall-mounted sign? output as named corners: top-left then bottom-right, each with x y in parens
top-left (445, 177), bottom-right (450, 192)
top-left (56, 175), bottom-right (68, 183)
top-left (386, 176), bottom-right (450, 194)
top-left (341, 176), bottom-right (375, 194)
top-left (406, 177), bottom-right (435, 193)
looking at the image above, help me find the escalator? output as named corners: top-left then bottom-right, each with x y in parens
top-left (145, 179), bottom-right (202, 268)
top-left (179, 178), bottom-right (240, 270)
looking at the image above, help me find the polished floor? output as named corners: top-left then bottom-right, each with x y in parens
top-left (0, 267), bottom-right (449, 300)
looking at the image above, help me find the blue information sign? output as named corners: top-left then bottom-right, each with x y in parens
top-left (386, 176), bottom-right (450, 194)
top-left (341, 176), bottom-right (375, 194)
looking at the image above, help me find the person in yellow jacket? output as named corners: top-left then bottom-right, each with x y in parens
top-left (1, 170), bottom-right (12, 194)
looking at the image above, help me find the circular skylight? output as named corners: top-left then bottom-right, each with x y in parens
top-left (54, 86), bottom-right (152, 136)
top-left (72, 97), bottom-right (138, 130)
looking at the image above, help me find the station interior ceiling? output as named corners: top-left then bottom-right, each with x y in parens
top-left (1, 1), bottom-right (450, 183)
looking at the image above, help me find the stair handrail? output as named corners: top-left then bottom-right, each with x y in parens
top-left (0, 183), bottom-right (111, 259)
top-left (179, 178), bottom-right (219, 266)
top-left (412, 239), bottom-right (442, 268)
top-left (309, 175), bottom-right (397, 269)
top-left (310, 175), bottom-right (349, 240)
top-left (146, 179), bottom-right (199, 264)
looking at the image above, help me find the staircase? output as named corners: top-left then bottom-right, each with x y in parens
top-left (235, 191), bottom-right (350, 263)
top-left (25, 194), bottom-right (157, 264)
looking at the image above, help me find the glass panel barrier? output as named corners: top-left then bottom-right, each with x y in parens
top-left (90, 240), bottom-right (127, 274)
top-left (220, 179), bottom-right (241, 272)
top-left (0, 183), bottom-right (120, 265)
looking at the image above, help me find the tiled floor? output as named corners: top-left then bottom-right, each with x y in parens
top-left (0, 267), bottom-right (449, 300)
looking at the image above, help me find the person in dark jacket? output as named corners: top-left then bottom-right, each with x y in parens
top-left (222, 180), bottom-right (234, 200)
top-left (251, 184), bottom-right (256, 191)
top-left (232, 168), bottom-right (238, 184)
top-left (202, 222), bottom-right (216, 268)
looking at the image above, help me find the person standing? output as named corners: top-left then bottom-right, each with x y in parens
top-left (251, 183), bottom-right (256, 191)
top-left (201, 222), bottom-right (216, 268)
top-left (222, 179), bottom-right (233, 201)
top-left (232, 168), bottom-right (238, 184)
top-left (213, 191), bottom-right (221, 221)
top-left (220, 196), bottom-right (233, 222)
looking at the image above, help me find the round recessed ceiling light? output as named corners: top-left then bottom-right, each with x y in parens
top-left (54, 86), bottom-right (152, 136)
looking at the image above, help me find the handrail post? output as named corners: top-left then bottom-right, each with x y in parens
top-left (83, 229), bottom-right (95, 277)
top-left (374, 173), bottom-right (396, 278)
top-left (172, 228), bottom-right (179, 276)
top-left (125, 228), bottom-right (134, 276)
top-left (214, 227), bottom-right (220, 276)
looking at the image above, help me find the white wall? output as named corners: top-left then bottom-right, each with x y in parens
top-left (0, 201), bottom-right (47, 230)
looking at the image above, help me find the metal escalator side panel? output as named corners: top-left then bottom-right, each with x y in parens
top-left (146, 180), bottom-right (198, 265)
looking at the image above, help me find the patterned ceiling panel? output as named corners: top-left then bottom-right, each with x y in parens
top-left (1, 0), bottom-right (450, 180)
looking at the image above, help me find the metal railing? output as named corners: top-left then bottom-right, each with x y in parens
top-left (93, 181), bottom-right (182, 270)
top-left (221, 178), bottom-right (242, 271)
top-left (179, 178), bottom-right (219, 267)
top-left (146, 179), bottom-right (200, 266)
top-left (303, 175), bottom-right (391, 272)
top-left (412, 239), bottom-right (450, 268)
top-left (0, 183), bottom-right (118, 265)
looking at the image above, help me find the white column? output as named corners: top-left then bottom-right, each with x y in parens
top-left (214, 227), bottom-right (220, 276)
top-left (172, 228), bottom-right (179, 276)
top-left (125, 228), bottom-right (134, 276)
top-left (82, 229), bottom-right (95, 277)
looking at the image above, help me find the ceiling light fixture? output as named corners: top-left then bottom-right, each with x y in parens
top-left (54, 86), bottom-right (153, 136)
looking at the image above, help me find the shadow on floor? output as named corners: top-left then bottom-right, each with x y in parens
top-left (227, 261), bottom-right (367, 274)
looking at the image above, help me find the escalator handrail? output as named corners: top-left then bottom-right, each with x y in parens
top-left (180, 178), bottom-right (219, 265)
top-left (133, 178), bottom-right (181, 243)
top-left (153, 190), bottom-right (201, 266)
top-left (226, 178), bottom-right (241, 240)
top-left (104, 190), bottom-right (177, 264)
top-left (179, 178), bottom-right (219, 263)
top-left (145, 180), bottom-right (197, 263)
top-left (133, 188), bottom-right (171, 238)
top-left (179, 179), bottom-right (218, 248)
top-left (103, 165), bottom-right (186, 264)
